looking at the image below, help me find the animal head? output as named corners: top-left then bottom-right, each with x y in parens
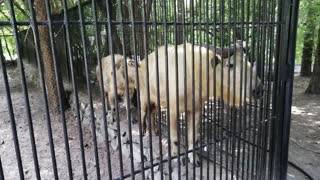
top-left (208, 43), bottom-right (264, 106)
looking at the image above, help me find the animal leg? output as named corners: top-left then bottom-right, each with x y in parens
top-left (169, 111), bottom-right (178, 157)
top-left (186, 111), bottom-right (201, 166)
top-left (151, 110), bottom-right (159, 136)
top-left (140, 103), bottom-right (148, 135)
top-left (108, 93), bottom-right (116, 123)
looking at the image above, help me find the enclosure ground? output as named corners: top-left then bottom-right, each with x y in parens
top-left (0, 66), bottom-right (319, 179)
top-left (287, 75), bottom-right (320, 180)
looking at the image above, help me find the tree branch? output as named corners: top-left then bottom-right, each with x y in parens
top-left (1, 28), bottom-right (14, 61)
top-left (0, 9), bottom-right (11, 21)
top-left (13, 0), bottom-right (29, 19)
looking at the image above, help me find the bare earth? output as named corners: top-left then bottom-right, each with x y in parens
top-left (0, 66), bottom-right (319, 179)
top-left (287, 75), bottom-right (320, 180)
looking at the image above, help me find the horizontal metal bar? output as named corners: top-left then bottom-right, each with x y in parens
top-left (0, 20), bottom-right (283, 26)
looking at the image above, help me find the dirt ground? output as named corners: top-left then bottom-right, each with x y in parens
top-left (0, 65), bottom-right (319, 180)
top-left (0, 66), bottom-right (136, 180)
top-left (287, 75), bottom-right (320, 180)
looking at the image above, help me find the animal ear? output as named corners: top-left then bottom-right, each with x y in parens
top-left (215, 47), bottom-right (235, 58)
top-left (211, 55), bottom-right (221, 68)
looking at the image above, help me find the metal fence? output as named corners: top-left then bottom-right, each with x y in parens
top-left (0, 0), bottom-right (299, 179)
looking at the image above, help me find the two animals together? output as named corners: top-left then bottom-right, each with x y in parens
top-left (96, 42), bottom-right (264, 166)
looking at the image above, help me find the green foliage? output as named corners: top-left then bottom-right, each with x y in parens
top-left (296, 0), bottom-right (320, 64)
top-left (0, 0), bottom-right (91, 60)
top-left (1, 0), bottom-right (318, 64)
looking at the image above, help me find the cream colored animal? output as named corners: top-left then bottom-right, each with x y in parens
top-left (209, 43), bottom-right (264, 100)
top-left (138, 43), bottom-right (264, 165)
top-left (96, 54), bottom-right (137, 122)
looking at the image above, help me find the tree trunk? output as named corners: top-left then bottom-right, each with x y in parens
top-left (35, 0), bottom-right (67, 113)
top-left (132, 0), bottom-right (153, 60)
top-left (97, 0), bottom-right (123, 55)
top-left (176, 0), bottom-right (184, 44)
top-left (122, 2), bottom-right (133, 56)
top-left (306, 27), bottom-right (320, 94)
top-left (110, 0), bottom-right (123, 54)
top-left (300, 3), bottom-right (315, 77)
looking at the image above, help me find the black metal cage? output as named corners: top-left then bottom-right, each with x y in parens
top-left (0, 0), bottom-right (299, 179)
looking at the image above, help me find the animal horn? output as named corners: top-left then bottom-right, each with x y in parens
top-left (207, 45), bottom-right (235, 58)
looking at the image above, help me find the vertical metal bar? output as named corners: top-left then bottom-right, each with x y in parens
top-left (104, 0), bottom-right (125, 178)
top-left (161, 0), bottom-right (173, 178)
top-left (0, 156), bottom-right (4, 180)
top-left (249, 0), bottom-right (257, 178)
top-left (75, 3), bottom-right (101, 179)
top-left (244, 0), bottom-right (251, 179)
top-left (212, 0), bottom-right (218, 179)
top-left (116, 0), bottom-right (135, 179)
top-left (141, 0), bottom-right (155, 179)
top-left (269, 0), bottom-right (282, 178)
top-left (189, 0), bottom-right (196, 178)
top-left (153, 1), bottom-right (163, 180)
top-left (172, 0), bottom-right (181, 178)
top-left (236, 0), bottom-right (245, 178)
top-left (181, 0), bottom-right (189, 178)
top-left (257, 0), bottom-right (268, 177)
top-left (197, 0), bottom-right (204, 179)
top-left (61, 0), bottom-right (88, 178)
top-left (219, 0), bottom-right (225, 179)
top-left (127, 0), bottom-right (146, 178)
top-left (28, 0), bottom-right (64, 179)
top-left (263, 0), bottom-right (276, 178)
top-left (41, 0), bottom-right (74, 178)
top-left (231, 0), bottom-right (241, 179)
top-left (272, 0), bottom-right (300, 179)
top-left (95, 1), bottom-right (113, 179)
top-left (225, 17), bottom-right (231, 180)
top-left (252, 0), bottom-right (263, 177)
top-left (0, 40), bottom-right (24, 180)
top-left (260, 0), bottom-right (267, 177)
top-left (6, 1), bottom-right (40, 179)
top-left (91, 0), bottom-right (116, 179)
top-left (225, 0), bottom-right (232, 178)
top-left (152, 0), bottom-right (164, 179)
top-left (205, 0), bottom-right (211, 179)
top-left (4, 1), bottom-right (40, 179)
top-left (259, 0), bottom-right (269, 177)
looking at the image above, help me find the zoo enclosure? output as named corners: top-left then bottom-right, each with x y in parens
top-left (0, 0), bottom-right (299, 179)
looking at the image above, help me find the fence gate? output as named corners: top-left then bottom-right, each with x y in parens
top-left (0, 0), bottom-right (299, 179)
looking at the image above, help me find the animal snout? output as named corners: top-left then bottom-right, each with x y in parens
top-left (252, 84), bottom-right (264, 99)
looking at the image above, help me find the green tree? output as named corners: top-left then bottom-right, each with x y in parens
top-left (306, 27), bottom-right (320, 94)
top-left (300, 1), bottom-right (317, 77)
top-left (35, 0), bottom-right (68, 113)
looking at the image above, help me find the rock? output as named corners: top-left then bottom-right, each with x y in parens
top-left (111, 138), bottom-right (119, 150)
top-left (96, 131), bottom-right (105, 145)
top-left (108, 129), bottom-right (117, 140)
top-left (121, 142), bottom-right (131, 158)
top-left (106, 113), bottom-right (115, 125)
top-left (132, 143), bottom-right (146, 163)
top-left (172, 167), bottom-right (180, 180)
top-left (154, 171), bottom-right (162, 180)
